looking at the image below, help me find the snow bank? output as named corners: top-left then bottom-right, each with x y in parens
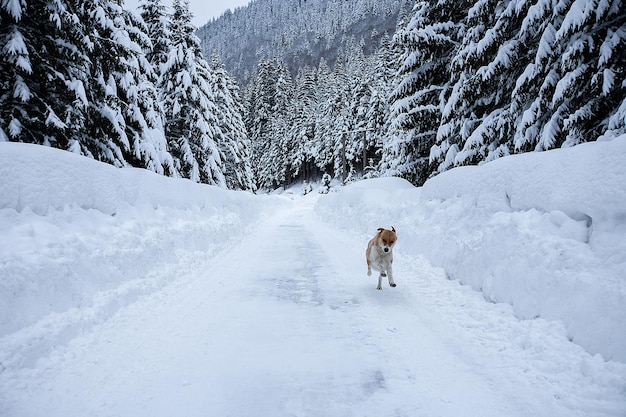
top-left (315, 137), bottom-right (626, 362)
top-left (0, 143), bottom-right (282, 339)
top-left (0, 143), bottom-right (246, 215)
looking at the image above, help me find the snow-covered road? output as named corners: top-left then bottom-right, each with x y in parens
top-left (2, 193), bottom-right (623, 417)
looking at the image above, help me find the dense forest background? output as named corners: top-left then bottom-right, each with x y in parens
top-left (2, 0), bottom-right (625, 191)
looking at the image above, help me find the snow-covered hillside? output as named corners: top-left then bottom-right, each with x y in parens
top-left (1, 140), bottom-right (625, 416)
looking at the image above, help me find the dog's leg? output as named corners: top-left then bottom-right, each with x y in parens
top-left (366, 247), bottom-right (372, 276)
top-left (377, 274), bottom-right (383, 290)
top-left (387, 264), bottom-right (396, 288)
top-left (378, 263), bottom-right (386, 276)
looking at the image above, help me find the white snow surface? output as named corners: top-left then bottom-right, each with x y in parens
top-left (1, 140), bottom-right (625, 416)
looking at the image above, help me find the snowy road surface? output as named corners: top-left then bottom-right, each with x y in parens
top-left (1, 194), bottom-right (625, 417)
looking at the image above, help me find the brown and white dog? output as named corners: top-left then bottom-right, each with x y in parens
top-left (366, 227), bottom-right (397, 290)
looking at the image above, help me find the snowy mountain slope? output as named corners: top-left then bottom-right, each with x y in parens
top-left (1, 141), bottom-right (625, 416)
top-left (197, 0), bottom-right (405, 82)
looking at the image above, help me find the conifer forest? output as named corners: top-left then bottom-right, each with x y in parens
top-left (2, 0), bottom-right (625, 190)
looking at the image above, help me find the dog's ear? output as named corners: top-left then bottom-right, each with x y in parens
top-left (377, 227), bottom-right (385, 233)
top-left (391, 226), bottom-right (396, 233)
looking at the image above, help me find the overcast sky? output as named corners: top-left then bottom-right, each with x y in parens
top-left (124, 0), bottom-right (252, 28)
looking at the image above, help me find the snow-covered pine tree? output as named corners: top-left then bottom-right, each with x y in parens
top-left (319, 56), bottom-right (352, 180)
top-left (436, 0), bottom-right (532, 170)
top-left (0, 0), bottom-right (87, 147)
top-left (512, 0), bottom-right (626, 152)
top-left (602, 10), bottom-right (626, 139)
top-left (387, 0), bottom-right (472, 184)
top-left (346, 79), bottom-right (371, 173)
top-left (247, 58), bottom-right (278, 189)
top-left (242, 70), bottom-right (258, 164)
top-left (120, 6), bottom-right (174, 176)
top-left (139, 0), bottom-right (171, 77)
top-left (72, 0), bottom-right (147, 167)
top-left (161, 0), bottom-right (225, 186)
top-left (563, 0), bottom-right (626, 144)
top-left (286, 65), bottom-right (317, 184)
top-left (554, 0), bottom-right (626, 146)
top-left (209, 54), bottom-right (255, 191)
top-left (313, 57), bottom-right (342, 177)
top-left (365, 32), bottom-right (397, 176)
top-left (138, 0), bottom-right (174, 180)
top-left (396, 0), bottom-right (417, 30)
top-left (271, 60), bottom-right (295, 186)
top-left (246, 58), bottom-right (278, 189)
top-left (336, 38), bottom-right (372, 178)
top-left (511, 0), bottom-right (567, 152)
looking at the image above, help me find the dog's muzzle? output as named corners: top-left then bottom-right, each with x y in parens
top-left (383, 247), bottom-right (390, 253)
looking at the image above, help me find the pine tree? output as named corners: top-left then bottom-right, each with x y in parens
top-left (247, 59), bottom-right (272, 189)
top-left (513, 0), bottom-right (626, 151)
top-left (553, 0), bottom-right (626, 147)
top-left (121, 6), bottom-right (174, 175)
top-left (314, 56), bottom-right (351, 180)
top-left (347, 80), bottom-right (371, 172)
top-left (139, 0), bottom-right (171, 76)
top-left (313, 57), bottom-right (340, 177)
top-left (247, 58), bottom-right (278, 188)
top-left (72, 0), bottom-right (141, 166)
top-left (270, 61), bottom-right (296, 187)
top-left (436, 0), bottom-right (532, 169)
top-left (366, 32), bottom-right (397, 177)
top-left (0, 0), bottom-right (87, 148)
top-left (287, 65), bottom-right (317, 183)
top-left (387, 0), bottom-right (472, 184)
top-left (210, 54), bottom-right (255, 191)
top-left (161, 0), bottom-right (225, 185)
top-left (334, 39), bottom-right (372, 179)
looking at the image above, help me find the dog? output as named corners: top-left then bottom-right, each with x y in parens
top-left (366, 227), bottom-right (397, 290)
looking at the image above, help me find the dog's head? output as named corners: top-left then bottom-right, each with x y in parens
top-left (376, 227), bottom-right (397, 253)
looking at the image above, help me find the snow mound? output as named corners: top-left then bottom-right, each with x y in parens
top-left (0, 142), bottom-right (282, 342)
top-left (316, 136), bottom-right (626, 362)
top-left (0, 142), bottom-right (248, 215)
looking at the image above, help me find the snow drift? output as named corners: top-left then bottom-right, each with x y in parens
top-left (0, 143), bottom-right (279, 340)
top-left (315, 136), bottom-right (626, 362)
